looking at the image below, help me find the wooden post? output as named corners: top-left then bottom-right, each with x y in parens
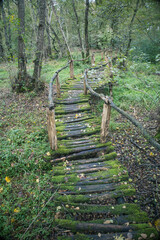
top-left (105, 54), bottom-right (108, 63)
top-left (101, 52), bottom-right (104, 61)
top-left (47, 108), bottom-right (57, 150)
top-left (70, 60), bottom-right (74, 78)
top-left (84, 72), bottom-right (87, 95)
top-left (100, 98), bottom-right (111, 143)
top-left (91, 53), bottom-right (95, 66)
top-left (56, 74), bottom-right (61, 98)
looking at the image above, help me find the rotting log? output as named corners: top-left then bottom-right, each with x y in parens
top-left (70, 59), bottom-right (74, 79)
top-left (56, 74), bottom-right (61, 98)
top-left (47, 108), bottom-right (57, 150)
top-left (100, 98), bottom-right (111, 143)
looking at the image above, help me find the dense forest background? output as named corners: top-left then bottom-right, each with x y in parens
top-left (0, 0), bottom-right (160, 63)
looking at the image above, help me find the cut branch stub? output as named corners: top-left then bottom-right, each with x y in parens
top-left (100, 98), bottom-right (111, 143)
top-left (47, 108), bottom-right (57, 150)
top-left (70, 60), bottom-right (74, 79)
top-left (56, 74), bottom-right (61, 98)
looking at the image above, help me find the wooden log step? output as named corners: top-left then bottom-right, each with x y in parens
top-left (51, 143), bottom-right (112, 162)
top-left (76, 176), bottom-right (128, 186)
top-left (58, 128), bottom-right (99, 139)
top-left (56, 112), bottom-right (92, 120)
top-left (55, 107), bottom-right (91, 115)
top-left (64, 116), bottom-right (94, 124)
top-left (55, 203), bottom-right (145, 216)
top-left (59, 183), bottom-right (120, 194)
top-left (55, 98), bottom-right (88, 105)
top-left (63, 125), bottom-right (87, 131)
top-left (55, 189), bottom-right (136, 203)
top-left (73, 152), bottom-right (116, 164)
top-left (57, 232), bottom-right (129, 240)
top-left (54, 219), bottom-right (132, 233)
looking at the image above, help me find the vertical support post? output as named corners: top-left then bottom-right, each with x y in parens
top-left (91, 53), bottom-right (95, 66)
top-left (47, 108), bottom-right (57, 150)
top-left (105, 54), bottom-right (108, 63)
top-left (100, 98), bottom-right (111, 143)
top-left (84, 71), bottom-right (87, 95)
top-left (70, 59), bottom-right (74, 79)
top-left (56, 73), bottom-right (61, 98)
top-left (101, 52), bottom-right (104, 61)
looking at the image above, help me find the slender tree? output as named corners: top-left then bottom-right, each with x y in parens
top-left (51, 0), bottom-right (72, 59)
top-left (16, 0), bottom-right (28, 92)
top-left (6, 0), bottom-right (13, 60)
top-left (32, 0), bottom-right (46, 89)
top-left (72, 0), bottom-right (84, 59)
top-left (0, 0), bottom-right (4, 61)
top-left (45, 7), bottom-right (52, 58)
top-left (85, 0), bottom-right (89, 58)
top-left (125, 0), bottom-right (140, 57)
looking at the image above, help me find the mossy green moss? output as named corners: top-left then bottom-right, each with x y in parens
top-left (135, 228), bottom-right (159, 239)
top-left (51, 174), bottom-right (79, 184)
top-left (56, 194), bottom-right (89, 203)
top-left (91, 167), bottom-right (127, 178)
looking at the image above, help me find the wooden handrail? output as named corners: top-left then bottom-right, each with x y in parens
top-left (84, 69), bottom-right (160, 151)
top-left (47, 51), bottom-right (107, 150)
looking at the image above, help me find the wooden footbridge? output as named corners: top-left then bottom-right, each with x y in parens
top-left (46, 57), bottom-right (159, 240)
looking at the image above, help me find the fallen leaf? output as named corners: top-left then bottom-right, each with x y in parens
top-left (98, 233), bottom-right (101, 237)
top-left (5, 176), bottom-right (11, 183)
top-left (140, 233), bottom-right (147, 239)
top-left (104, 219), bottom-right (113, 224)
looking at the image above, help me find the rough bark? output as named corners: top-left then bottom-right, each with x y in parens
top-left (1, 0), bottom-right (10, 58)
top-left (45, 7), bottom-right (52, 58)
top-left (125, 0), bottom-right (140, 57)
top-left (0, 0), bottom-right (4, 61)
top-left (49, 24), bottom-right (64, 57)
top-left (47, 109), bottom-right (57, 150)
top-left (33, 0), bottom-right (46, 89)
top-left (6, 0), bottom-right (13, 60)
top-left (100, 99), bottom-right (111, 143)
top-left (85, 0), bottom-right (90, 58)
top-left (72, 0), bottom-right (84, 59)
top-left (16, 0), bottom-right (28, 91)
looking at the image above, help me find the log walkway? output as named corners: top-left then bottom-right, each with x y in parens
top-left (49, 67), bottom-right (159, 239)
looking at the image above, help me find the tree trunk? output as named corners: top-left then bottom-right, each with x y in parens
top-left (85, 0), bottom-right (90, 59)
top-left (0, 0), bottom-right (4, 61)
top-left (6, 0), bottom-right (13, 60)
top-left (33, 0), bottom-right (46, 90)
top-left (72, 0), bottom-right (84, 59)
top-left (49, 24), bottom-right (64, 57)
top-left (125, 0), bottom-right (140, 57)
top-left (0, 0), bottom-right (11, 59)
top-left (45, 7), bottom-right (52, 58)
top-left (16, 0), bottom-right (28, 91)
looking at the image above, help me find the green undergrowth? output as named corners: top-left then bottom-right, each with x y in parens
top-left (0, 56), bottom-right (159, 239)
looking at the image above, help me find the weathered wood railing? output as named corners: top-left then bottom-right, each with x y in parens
top-left (47, 54), bottom-right (92, 150)
top-left (48, 62), bottom-right (70, 150)
top-left (84, 69), bottom-right (160, 151)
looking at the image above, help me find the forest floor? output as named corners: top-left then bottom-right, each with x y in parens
top-left (0, 57), bottom-right (160, 238)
